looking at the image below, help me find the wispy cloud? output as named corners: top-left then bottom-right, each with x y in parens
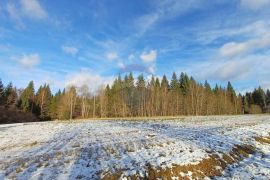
top-left (135, 0), bottom-right (205, 36)
top-left (19, 53), bottom-right (40, 68)
top-left (6, 0), bottom-right (47, 28)
top-left (6, 3), bottom-right (25, 29)
top-left (128, 54), bottom-right (135, 61)
top-left (220, 32), bottom-right (270, 57)
top-left (106, 52), bottom-right (118, 61)
top-left (240, 0), bottom-right (270, 10)
top-left (62, 46), bottom-right (78, 56)
top-left (211, 59), bottom-right (253, 81)
top-left (20, 0), bottom-right (47, 19)
top-left (183, 52), bottom-right (270, 85)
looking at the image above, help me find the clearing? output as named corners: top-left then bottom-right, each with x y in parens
top-left (0, 115), bottom-right (270, 179)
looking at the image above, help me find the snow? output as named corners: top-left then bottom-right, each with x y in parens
top-left (0, 115), bottom-right (270, 179)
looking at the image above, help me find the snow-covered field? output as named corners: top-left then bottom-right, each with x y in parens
top-left (0, 115), bottom-right (270, 180)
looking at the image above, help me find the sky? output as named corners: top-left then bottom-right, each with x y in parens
top-left (0, 0), bottom-right (270, 94)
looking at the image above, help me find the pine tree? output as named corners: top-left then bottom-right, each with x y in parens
top-left (170, 72), bottom-right (181, 115)
top-left (252, 87), bottom-right (266, 111)
top-left (161, 75), bottom-right (169, 116)
top-left (0, 79), bottom-right (5, 106)
top-left (19, 81), bottom-right (35, 112)
top-left (243, 96), bottom-right (250, 114)
top-left (227, 81), bottom-right (236, 101)
top-left (204, 80), bottom-right (211, 92)
top-left (49, 90), bottom-right (62, 119)
top-left (161, 75), bottom-right (169, 90)
top-left (265, 89), bottom-right (270, 112)
top-left (213, 84), bottom-right (219, 94)
top-left (36, 84), bottom-right (52, 120)
top-left (136, 74), bottom-right (146, 116)
top-left (170, 72), bottom-right (180, 91)
top-left (266, 89), bottom-right (270, 106)
top-left (180, 73), bottom-right (190, 95)
top-left (4, 83), bottom-right (17, 107)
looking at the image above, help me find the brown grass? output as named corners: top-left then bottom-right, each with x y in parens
top-left (254, 136), bottom-right (270, 144)
top-left (101, 144), bottom-right (256, 180)
top-left (1, 141), bottom-right (39, 151)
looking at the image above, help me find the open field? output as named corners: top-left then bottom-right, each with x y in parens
top-left (0, 115), bottom-right (270, 179)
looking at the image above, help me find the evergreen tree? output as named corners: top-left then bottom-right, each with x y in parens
top-left (36, 84), bottom-right (52, 120)
top-left (213, 84), bottom-right (219, 94)
top-left (252, 87), bottom-right (266, 111)
top-left (204, 80), bottom-right (211, 92)
top-left (127, 72), bottom-right (135, 115)
top-left (161, 75), bottom-right (169, 90)
top-left (4, 83), bottom-right (17, 107)
top-left (6, 72), bottom-right (270, 119)
top-left (137, 74), bottom-right (145, 89)
top-left (227, 81), bottom-right (236, 102)
top-left (155, 78), bottom-right (160, 88)
top-left (170, 72), bottom-right (181, 115)
top-left (266, 89), bottom-right (270, 106)
top-left (20, 81), bottom-right (35, 112)
top-left (180, 72), bottom-right (190, 95)
top-left (243, 96), bottom-right (250, 114)
top-left (49, 90), bottom-right (62, 119)
top-left (136, 74), bottom-right (146, 116)
top-left (0, 79), bottom-right (5, 105)
top-left (170, 72), bottom-right (180, 91)
top-left (150, 76), bottom-right (155, 87)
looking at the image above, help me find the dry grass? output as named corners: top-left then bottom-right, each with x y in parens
top-left (1, 141), bottom-right (39, 151)
top-left (254, 136), bottom-right (270, 144)
top-left (101, 144), bottom-right (256, 180)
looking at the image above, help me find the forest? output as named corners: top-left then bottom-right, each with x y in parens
top-left (0, 72), bottom-right (270, 123)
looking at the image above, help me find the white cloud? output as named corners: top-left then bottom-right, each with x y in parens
top-left (135, 0), bottom-right (204, 36)
top-left (118, 62), bottom-right (125, 69)
top-left (6, 3), bottom-right (25, 29)
top-left (20, 0), bottom-right (47, 19)
top-left (62, 46), bottom-right (78, 56)
top-left (19, 53), bottom-right (40, 67)
top-left (220, 33), bottom-right (270, 57)
top-left (6, 0), bottom-right (47, 28)
top-left (136, 13), bottom-right (159, 35)
top-left (241, 0), bottom-right (270, 10)
top-left (220, 42), bottom-right (249, 57)
top-left (212, 60), bottom-right (253, 80)
top-left (65, 69), bottom-right (114, 94)
top-left (140, 50), bottom-right (157, 63)
top-left (185, 52), bottom-right (270, 84)
top-left (128, 54), bottom-right (135, 61)
top-left (106, 52), bottom-right (118, 60)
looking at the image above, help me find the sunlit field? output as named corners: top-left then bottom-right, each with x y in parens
top-left (1, 115), bottom-right (270, 179)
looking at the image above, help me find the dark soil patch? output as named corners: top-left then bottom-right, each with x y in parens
top-left (101, 144), bottom-right (256, 180)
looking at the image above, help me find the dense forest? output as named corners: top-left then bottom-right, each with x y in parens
top-left (0, 72), bottom-right (270, 123)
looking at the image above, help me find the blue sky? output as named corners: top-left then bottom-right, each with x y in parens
top-left (0, 0), bottom-right (270, 93)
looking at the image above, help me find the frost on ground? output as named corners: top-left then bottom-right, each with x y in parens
top-left (0, 115), bottom-right (270, 180)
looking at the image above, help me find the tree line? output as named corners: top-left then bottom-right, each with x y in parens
top-left (0, 72), bottom-right (269, 121)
